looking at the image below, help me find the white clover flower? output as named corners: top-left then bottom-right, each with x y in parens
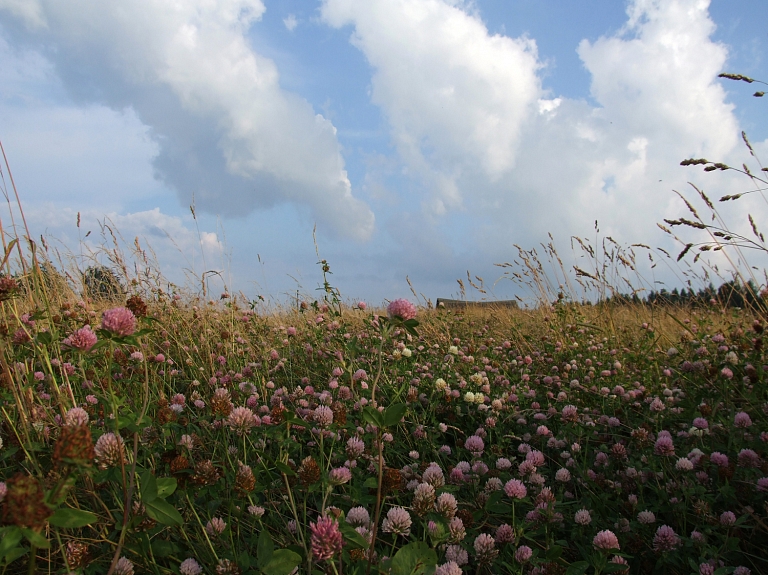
top-left (464, 392), bottom-right (476, 403)
top-left (448, 346), bottom-right (459, 355)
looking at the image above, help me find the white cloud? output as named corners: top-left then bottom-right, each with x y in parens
top-left (0, 0), bottom-right (374, 240)
top-left (321, 0), bottom-right (541, 213)
top-left (321, 0), bottom-right (755, 279)
top-left (283, 14), bottom-right (298, 31)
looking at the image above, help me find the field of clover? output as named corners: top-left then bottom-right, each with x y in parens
top-left (1, 272), bottom-right (767, 575)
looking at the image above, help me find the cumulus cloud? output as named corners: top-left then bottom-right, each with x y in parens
top-left (0, 0), bottom-right (374, 240)
top-left (321, 0), bottom-right (541, 215)
top-left (322, 0), bottom-right (754, 277)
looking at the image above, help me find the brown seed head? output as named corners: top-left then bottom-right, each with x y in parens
top-left (52, 425), bottom-right (95, 468)
top-left (3, 473), bottom-right (52, 529)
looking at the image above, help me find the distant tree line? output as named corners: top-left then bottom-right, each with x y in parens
top-left (601, 279), bottom-right (765, 310)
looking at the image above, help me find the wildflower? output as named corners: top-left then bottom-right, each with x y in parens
top-left (248, 505), bottom-right (265, 517)
top-left (734, 411), bottom-right (753, 428)
top-left (180, 558), bottom-right (203, 575)
top-left (675, 457), bottom-right (693, 471)
top-left (113, 557), bottom-right (134, 575)
top-left (63, 325), bottom-right (98, 352)
top-left (504, 479), bottom-right (527, 499)
top-left (474, 533), bottom-right (499, 564)
top-left (496, 458), bottom-right (512, 470)
top-left (179, 434), bottom-right (194, 449)
top-left (637, 510), bottom-right (656, 524)
top-left (757, 477), bottom-right (768, 492)
top-left (445, 544), bottom-right (468, 565)
top-left (235, 463), bottom-right (256, 492)
top-left (555, 468), bottom-right (571, 482)
top-left (64, 541), bottom-right (90, 569)
top-left (514, 545), bottom-right (533, 563)
top-left (494, 523), bottom-right (514, 544)
top-left (733, 567), bottom-right (751, 575)
top-left (64, 407), bottom-right (89, 427)
top-left (447, 517), bottom-right (466, 543)
top-left (345, 437), bottom-right (365, 461)
top-left (435, 492), bottom-right (458, 519)
top-left (593, 530), bottom-right (620, 550)
top-left (329, 467), bottom-right (352, 485)
top-left (692, 417), bottom-right (708, 429)
top-left (94, 432), bottom-right (126, 469)
top-left (654, 436), bottom-right (675, 456)
top-left (382, 507), bottom-right (412, 536)
top-left (216, 558), bottom-right (240, 574)
top-left (422, 463), bottom-right (445, 488)
top-left (574, 509), bottom-right (592, 525)
top-left (413, 482), bottom-right (436, 516)
top-left (1, 473), bottom-right (51, 529)
top-left (464, 435), bottom-right (484, 455)
top-left (435, 562), bottom-right (462, 575)
top-left (720, 511), bottom-right (736, 526)
top-left (314, 405), bottom-right (334, 427)
top-left (227, 406), bottom-right (256, 436)
top-left (649, 398), bottom-right (665, 412)
top-left (387, 299), bottom-right (417, 321)
top-left (710, 452), bottom-right (729, 467)
top-left (738, 449), bottom-right (761, 468)
top-left (310, 515), bottom-right (343, 561)
top-left (101, 307), bottom-right (137, 336)
top-left (52, 424), bottom-right (95, 468)
top-left (206, 517), bottom-right (226, 536)
top-left (652, 525), bottom-right (680, 552)
top-left (346, 506), bottom-right (370, 528)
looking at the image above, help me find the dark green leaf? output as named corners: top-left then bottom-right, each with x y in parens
top-left (484, 490), bottom-right (503, 511)
top-left (238, 550), bottom-right (252, 568)
top-left (151, 540), bottom-right (181, 558)
top-left (363, 477), bottom-right (378, 488)
top-left (275, 461), bottom-right (296, 476)
top-left (389, 541), bottom-right (437, 575)
top-left (340, 522), bottom-right (369, 549)
top-left (2, 547), bottom-right (28, 566)
top-left (156, 477), bottom-right (177, 499)
top-left (604, 564), bottom-right (629, 573)
top-left (383, 403), bottom-right (407, 427)
top-left (257, 529), bottom-right (274, 570)
top-left (48, 508), bottom-right (98, 529)
top-left (545, 545), bottom-right (563, 561)
top-left (0, 446), bottom-right (19, 461)
top-left (35, 331), bottom-right (53, 345)
top-left (362, 406), bottom-right (384, 428)
top-left (140, 470), bottom-right (158, 503)
top-left (144, 499), bottom-right (183, 527)
top-left (260, 549), bottom-right (302, 575)
top-left (0, 527), bottom-right (22, 558)
top-left (566, 562), bottom-right (590, 575)
top-left (20, 528), bottom-right (50, 549)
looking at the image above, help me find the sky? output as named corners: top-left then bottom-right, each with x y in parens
top-left (0, 0), bottom-right (766, 307)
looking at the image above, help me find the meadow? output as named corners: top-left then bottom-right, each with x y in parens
top-left (1, 76), bottom-right (767, 575)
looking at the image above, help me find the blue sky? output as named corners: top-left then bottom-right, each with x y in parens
top-left (0, 0), bottom-right (766, 306)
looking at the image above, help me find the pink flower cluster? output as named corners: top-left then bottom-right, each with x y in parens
top-left (101, 307), bottom-right (137, 336)
top-left (387, 298), bottom-right (417, 321)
